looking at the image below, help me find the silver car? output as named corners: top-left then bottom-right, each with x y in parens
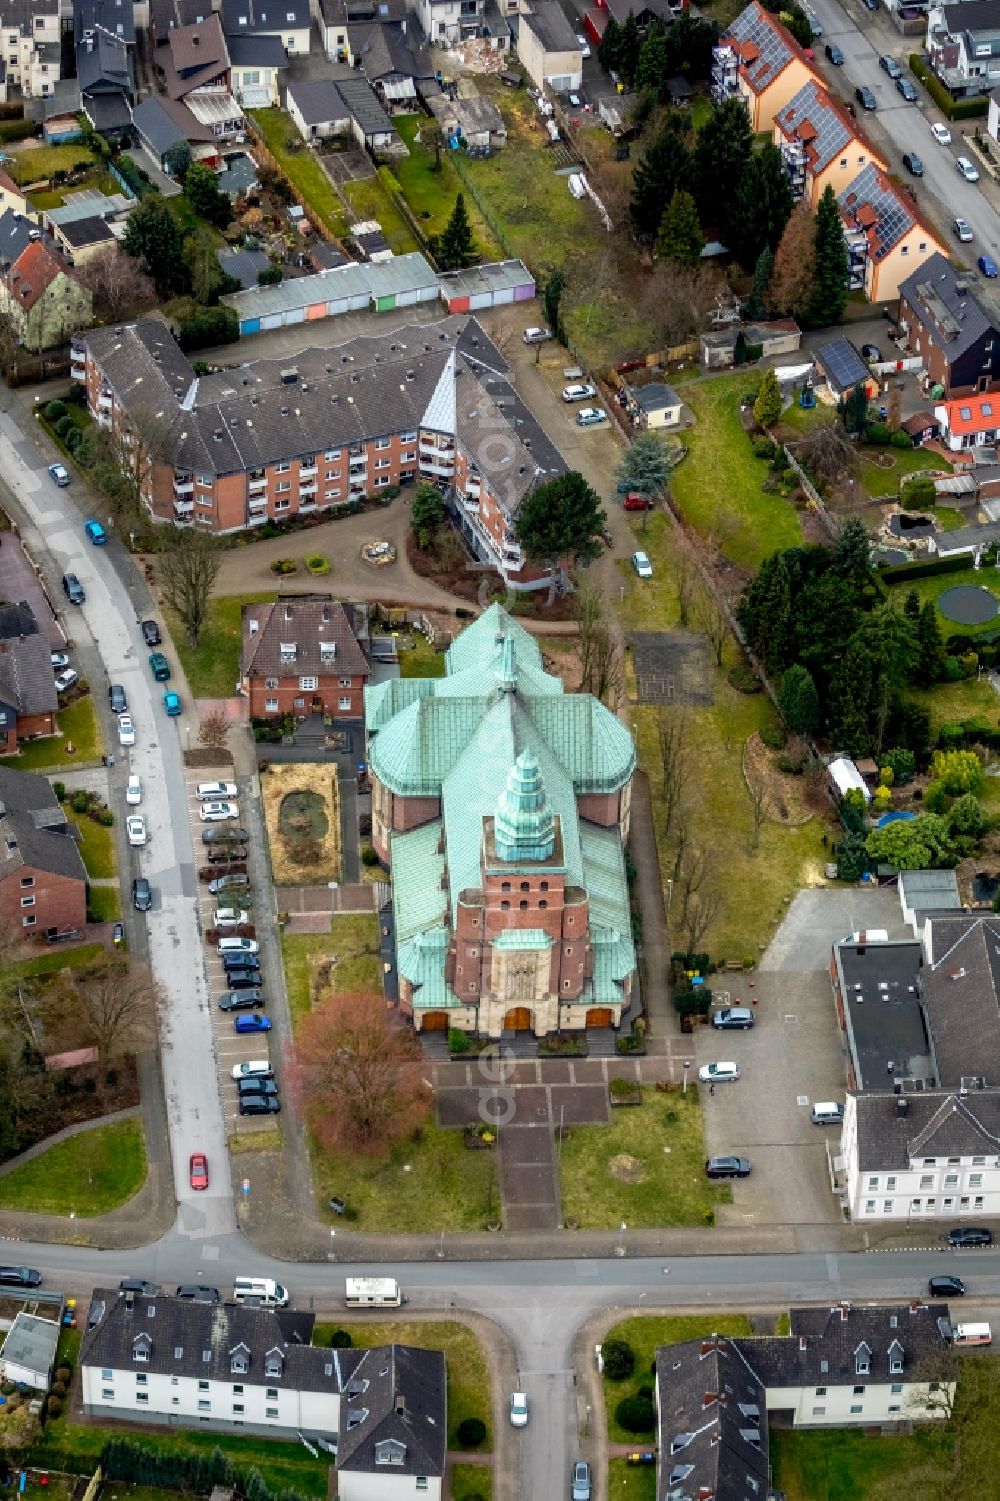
top-left (571, 1461), bottom-right (591, 1501)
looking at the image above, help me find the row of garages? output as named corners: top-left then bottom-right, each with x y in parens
top-left (223, 255), bottom-right (536, 336)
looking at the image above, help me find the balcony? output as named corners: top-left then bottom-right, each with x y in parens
top-left (173, 476), bottom-right (194, 495)
top-left (70, 357), bottom-right (86, 381)
top-left (711, 45), bottom-right (740, 105)
top-left (779, 141), bottom-right (806, 199)
top-left (247, 510), bottom-right (269, 526)
top-left (300, 461), bottom-right (318, 478)
top-left (420, 455), bottom-right (455, 478)
top-left (248, 472), bottom-right (267, 492)
top-left (420, 436), bottom-right (454, 454)
top-left (97, 393), bottom-right (112, 411)
top-left (348, 455), bottom-right (368, 471)
top-left (173, 501), bottom-right (194, 521)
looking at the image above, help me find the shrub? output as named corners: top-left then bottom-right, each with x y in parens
top-left (836, 831), bottom-right (867, 881)
top-left (728, 663), bottom-right (760, 694)
top-left (305, 553), bottom-right (330, 574)
top-left (864, 421), bottom-right (890, 445)
top-left (601, 1338), bottom-right (635, 1380)
top-left (777, 750), bottom-right (807, 774)
top-left (457, 1417), bottom-right (487, 1447)
top-left (456, 607), bottom-right (474, 619)
top-left (616, 1394), bottom-right (656, 1433)
top-left (760, 723), bottom-right (787, 750)
top-left (178, 306), bottom-right (239, 352)
top-left (882, 747), bottom-right (915, 784)
top-left (65, 427), bottom-right (82, 452)
top-left (889, 429), bottom-right (913, 450)
top-left (45, 1396), bottom-right (62, 1417)
top-left (269, 557), bottom-right (297, 575)
top-left (52, 781), bottom-right (65, 800)
top-left (54, 1363), bottom-right (72, 1385)
top-left (448, 1027), bottom-right (470, 1054)
top-left (70, 789), bottom-right (90, 813)
top-left (0, 119), bottom-right (40, 144)
top-left (54, 413), bottom-right (75, 438)
top-left (751, 434), bottom-right (776, 460)
top-left (360, 845), bottom-right (379, 866)
top-left (329, 1329), bottom-right (353, 1347)
top-left (96, 807), bottom-right (114, 826)
top-left (44, 399), bottom-right (67, 421)
top-left (257, 263), bottom-right (283, 286)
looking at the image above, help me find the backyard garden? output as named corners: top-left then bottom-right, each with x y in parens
top-left (262, 765), bottom-right (341, 885)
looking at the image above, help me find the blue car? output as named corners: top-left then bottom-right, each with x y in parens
top-left (979, 255), bottom-right (999, 278)
top-left (234, 1015), bottom-right (272, 1034)
top-left (84, 519), bottom-right (107, 544)
top-left (163, 690), bottom-right (182, 716)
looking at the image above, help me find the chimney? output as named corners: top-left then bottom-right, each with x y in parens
top-left (394, 1394), bottom-right (406, 1417)
top-left (839, 1301), bottom-right (850, 1321)
top-left (799, 1335), bottom-right (807, 1352)
top-left (896, 1096), bottom-right (908, 1117)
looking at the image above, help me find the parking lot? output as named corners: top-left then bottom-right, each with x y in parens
top-left (696, 890), bottom-right (908, 1229)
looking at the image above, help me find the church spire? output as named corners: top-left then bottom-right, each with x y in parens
top-left (493, 749), bottom-right (555, 862)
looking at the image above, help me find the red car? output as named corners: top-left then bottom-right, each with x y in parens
top-left (623, 492), bottom-right (654, 511)
top-left (189, 1153), bottom-right (209, 1191)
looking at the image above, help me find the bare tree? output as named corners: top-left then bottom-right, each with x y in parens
top-left (657, 707), bottom-right (693, 846)
top-left (747, 765), bottom-right (767, 853)
top-left (160, 527), bottom-right (221, 647)
top-left (794, 417), bottom-right (858, 487)
top-left (638, 262), bottom-right (722, 349)
top-left (73, 960), bottom-right (156, 1061)
top-left (695, 585), bottom-right (729, 667)
top-left (76, 250), bottom-right (156, 324)
top-left (198, 710), bottom-right (231, 751)
top-left (0, 301), bottom-right (21, 385)
top-left (576, 578), bottom-right (623, 710)
top-left (91, 404), bottom-right (173, 521)
top-left (674, 551), bottom-right (698, 628)
top-left (682, 886), bottom-right (724, 954)
top-left (672, 838), bottom-right (723, 952)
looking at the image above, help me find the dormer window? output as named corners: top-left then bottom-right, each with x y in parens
top-left (375, 1439), bottom-right (407, 1466)
top-left (264, 1348), bottom-right (284, 1379)
top-left (670, 1433), bottom-right (694, 1455)
top-left (280, 642), bottom-right (296, 660)
top-left (669, 1466), bottom-right (694, 1486)
top-left (230, 1343), bottom-right (250, 1376)
top-left (855, 1342), bottom-right (871, 1377)
top-left (320, 641), bottom-right (336, 661)
top-left (346, 1407), bottom-right (369, 1429)
top-left (888, 1339), bottom-right (904, 1375)
top-left (132, 1334), bottom-right (151, 1363)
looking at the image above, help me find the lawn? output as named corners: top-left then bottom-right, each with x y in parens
top-left (398, 636), bottom-right (446, 677)
top-left (3, 143), bottom-right (95, 184)
top-left (249, 109), bottom-right (351, 239)
top-left (908, 672), bottom-right (1000, 732)
top-left (672, 374), bottom-right (804, 569)
top-left (0, 695), bottom-right (102, 771)
top-left (451, 1466), bottom-right (493, 1501)
top-left (769, 1425), bottom-right (947, 1501)
top-left (343, 173), bottom-right (419, 257)
top-left (882, 561), bottom-right (1000, 637)
top-left (558, 1084), bottom-right (730, 1230)
top-left (164, 591), bottom-right (272, 697)
top-left (314, 1319), bottom-right (492, 1450)
top-left (0, 1118), bottom-right (145, 1216)
top-left (931, 505), bottom-right (966, 531)
top-left (29, 169), bottom-right (117, 212)
top-left (313, 1123), bottom-right (499, 1232)
top-left (281, 915), bottom-right (381, 1028)
top-left (392, 115), bottom-right (500, 255)
top-left (608, 1461), bottom-right (656, 1501)
top-left (618, 524), bottom-right (829, 961)
top-left (858, 444), bottom-right (950, 501)
top-left (86, 885), bottom-right (121, 922)
top-left (602, 1313), bottom-right (753, 1444)
top-left (66, 807), bottom-right (116, 879)
top-left (8, 943), bottom-right (103, 980)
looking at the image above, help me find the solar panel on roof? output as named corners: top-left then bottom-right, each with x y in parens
top-left (730, 2), bottom-right (792, 90)
top-left (778, 80), bottom-right (851, 173)
top-left (839, 163), bottom-right (913, 261)
top-left (820, 339), bottom-right (869, 389)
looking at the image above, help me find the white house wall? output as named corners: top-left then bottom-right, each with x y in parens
top-left (764, 1379), bottom-right (953, 1427)
top-left (81, 1362), bottom-right (340, 1435)
top-left (338, 1472), bottom-right (443, 1501)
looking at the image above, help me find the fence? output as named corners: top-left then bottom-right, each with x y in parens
top-left (107, 160), bottom-right (139, 200)
top-left (450, 151), bottom-right (515, 259)
top-left (782, 443), bottom-right (841, 543)
top-left (241, 117), bottom-right (343, 248)
top-left (376, 164), bottom-right (439, 267)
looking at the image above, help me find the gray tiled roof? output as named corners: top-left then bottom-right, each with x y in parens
top-left (0, 209), bottom-right (39, 269)
top-left (941, 0), bottom-right (1000, 40)
top-left (0, 602), bottom-right (40, 642)
top-left (355, 22), bottom-right (432, 81)
top-left (216, 246), bottom-right (270, 290)
top-left (734, 1302), bottom-right (952, 1390)
top-left (320, 0), bottom-right (407, 23)
top-left (654, 1338), bottom-right (769, 1501)
top-left (225, 32), bottom-right (287, 66)
top-left (899, 253), bottom-right (1000, 361)
top-left (75, 0), bottom-right (136, 46)
top-left (0, 764), bottom-right (86, 883)
top-left (334, 1344), bottom-right (446, 1478)
top-left (0, 633), bottom-right (57, 718)
top-left (132, 95), bottom-right (193, 156)
top-left (222, 0), bottom-right (310, 31)
top-left (83, 319), bottom-right (196, 415)
top-left (151, 0), bottom-right (213, 41)
top-left (923, 914), bottom-right (1000, 1085)
top-left (287, 78), bottom-right (349, 127)
top-left (520, 3), bottom-right (579, 54)
top-left (242, 597), bottom-right (368, 683)
top-left (337, 76), bottom-right (394, 136)
top-left (83, 92), bottom-right (133, 131)
top-left (76, 28), bottom-right (132, 94)
top-left (854, 1087), bottom-right (1000, 1171)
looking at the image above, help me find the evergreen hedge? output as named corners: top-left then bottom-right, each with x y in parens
top-left (909, 55), bottom-right (988, 119)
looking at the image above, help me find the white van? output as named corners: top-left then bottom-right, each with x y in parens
top-left (345, 1277), bottom-right (404, 1307)
top-left (953, 1322), bottom-right (991, 1346)
top-left (811, 1102), bottom-right (844, 1126)
top-left (233, 1276), bottom-right (289, 1307)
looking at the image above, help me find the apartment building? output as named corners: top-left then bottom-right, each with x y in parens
top-left (78, 316), bottom-right (568, 591)
top-left (838, 163), bottom-right (948, 304)
top-left (0, 763), bottom-right (87, 938)
top-left (713, 1), bottom-right (819, 132)
top-left (773, 78), bottom-right (887, 209)
top-left (240, 596), bottom-right (369, 720)
top-left (0, 0), bottom-right (60, 100)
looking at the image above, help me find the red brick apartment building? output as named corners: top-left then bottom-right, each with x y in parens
top-left (240, 596), bottom-right (368, 719)
top-left (0, 603), bottom-right (58, 754)
top-left (0, 764), bottom-right (87, 938)
top-left (77, 316), bottom-right (568, 592)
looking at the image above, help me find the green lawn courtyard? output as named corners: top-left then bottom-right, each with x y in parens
top-left (0, 1118), bottom-right (145, 1216)
top-left (164, 591), bottom-right (271, 698)
top-left (0, 695), bottom-right (101, 771)
top-left (249, 110), bottom-right (350, 239)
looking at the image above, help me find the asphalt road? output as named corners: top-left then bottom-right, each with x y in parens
top-left (811, 0), bottom-right (1000, 266)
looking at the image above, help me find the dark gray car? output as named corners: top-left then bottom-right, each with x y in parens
top-left (706, 1156), bottom-right (752, 1179)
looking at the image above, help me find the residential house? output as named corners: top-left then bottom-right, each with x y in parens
top-left (240, 596), bottom-right (369, 720)
top-left (0, 0), bottom-right (60, 100)
top-left (0, 602), bottom-right (57, 755)
top-left (217, 245), bottom-right (271, 289)
top-left (407, 0), bottom-right (486, 46)
top-left (77, 24), bottom-right (134, 136)
top-left (700, 318), bottom-right (802, 368)
top-left (0, 207), bottom-right (41, 266)
top-left (828, 931), bottom-right (929, 1093)
top-left (150, 0), bottom-right (215, 49)
top-left (989, 85), bottom-right (1000, 142)
top-left (838, 163), bottom-right (947, 303)
top-left (517, 5), bottom-right (582, 93)
top-left (927, 0), bottom-right (1000, 97)
top-left (316, 0), bottom-right (408, 62)
top-left (286, 77), bottom-right (351, 139)
top-left (131, 94), bottom-right (220, 171)
top-left (0, 168), bottom-right (29, 220)
top-left (654, 1337), bottom-right (770, 1501)
top-left (156, 15), bottom-right (231, 100)
top-left (75, 0), bottom-right (136, 47)
top-left (80, 1288), bottom-right (447, 1500)
top-left (928, 517), bottom-right (1000, 554)
top-left (713, 1), bottom-right (820, 133)
top-left (221, 0), bottom-right (311, 53)
top-left (773, 77), bottom-right (887, 209)
top-left (623, 380), bottom-right (682, 430)
top-left (353, 22), bottom-right (436, 105)
top-left (933, 391), bottom-right (1000, 449)
top-left (899, 253), bottom-right (1000, 396)
top-left (338, 75), bottom-right (403, 151)
top-left (0, 237), bottom-right (93, 350)
top-left (366, 604), bottom-right (636, 1038)
top-left (41, 191), bottom-right (132, 240)
top-left (226, 33), bottom-right (286, 106)
top-left (0, 762), bottom-right (87, 937)
top-left (50, 215), bottom-right (117, 266)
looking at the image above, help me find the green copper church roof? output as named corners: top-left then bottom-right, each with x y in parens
top-left (494, 750), bottom-right (556, 863)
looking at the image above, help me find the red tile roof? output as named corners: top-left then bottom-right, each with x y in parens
top-left (6, 239), bottom-right (63, 310)
top-left (939, 394), bottom-right (1000, 437)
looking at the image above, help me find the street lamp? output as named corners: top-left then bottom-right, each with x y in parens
top-left (682, 1059), bottom-right (691, 1096)
top-left (617, 1220), bottom-right (627, 1257)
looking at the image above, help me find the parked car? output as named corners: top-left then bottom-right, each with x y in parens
top-left (232, 1060), bottom-right (273, 1080)
top-left (214, 908), bottom-right (250, 930)
top-left (50, 651), bottom-right (69, 669)
top-left (201, 801), bottom-right (239, 822)
top-left (902, 151), bottom-right (924, 176)
top-left (631, 551), bottom-right (653, 578)
top-left (706, 1155), bottom-right (752, 1178)
top-left (109, 683), bottom-right (127, 715)
top-left (219, 989), bottom-right (265, 1010)
top-left (149, 651), bottom-right (170, 681)
top-left (698, 1061), bottom-right (741, 1084)
top-left (522, 326), bottom-right (551, 344)
top-left (217, 937), bottom-right (259, 957)
top-left (957, 155), bottom-right (980, 181)
top-left (571, 1461), bottom-right (592, 1501)
top-left (62, 572), bottom-right (85, 604)
top-left (54, 668), bottom-right (78, 694)
top-left (237, 1076), bottom-right (278, 1097)
top-left (163, 691), bottom-right (182, 716)
top-left (141, 619), bottom-right (161, 646)
top-left (176, 1285), bottom-right (220, 1301)
top-left (132, 877), bottom-right (152, 911)
top-left (825, 42), bottom-right (844, 64)
top-left (897, 77), bottom-right (918, 101)
top-left (118, 714), bottom-right (136, 747)
top-left (239, 1095), bottom-right (280, 1115)
top-left (222, 951), bottom-right (259, 973)
top-left (979, 254), bottom-right (999, 278)
top-left (855, 85), bottom-right (877, 110)
top-left (48, 463), bottom-right (69, 487)
top-left (562, 382), bottom-right (597, 403)
top-left (623, 492), bottom-right (654, 511)
top-left (197, 781), bottom-right (238, 801)
top-left (861, 343), bottom-right (883, 363)
top-left (126, 814), bottom-right (146, 848)
top-left (510, 1392), bottom-right (529, 1428)
top-left (208, 873), bottom-right (250, 895)
top-left (0, 1267), bottom-right (41, 1287)
top-left (878, 54), bottom-right (901, 78)
top-left (203, 825), bottom-right (249, 845)
top-left (234, 1014), bottom-right (272, 1034)
top-left (711, 1006), bottom-right (754, 1030)
top-left (929, 1275), bottom-right (965, 1296)
top-left (189, 1153), bottom-right (209, 1191)
top-left (948, 1226), bottom-right (993, 1247)
top-left (575, 407), bottom-right (607, 427)
top-left (954, 217), bottom-right (974, 243)
top-left (84, 519), bottom-right (107, 545)
top-left (126, 774), bottom-right (142, 806)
